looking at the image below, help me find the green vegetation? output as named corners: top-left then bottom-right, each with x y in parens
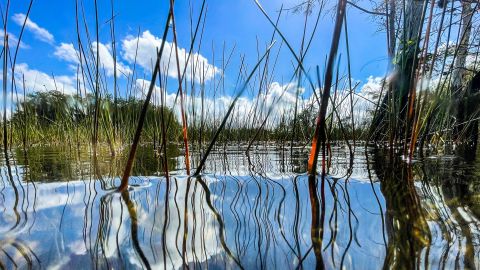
top-left (7, 91), bottom-right (181, 149)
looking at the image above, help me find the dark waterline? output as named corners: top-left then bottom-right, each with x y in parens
top-left (0, 145), bottom-right (479, 269)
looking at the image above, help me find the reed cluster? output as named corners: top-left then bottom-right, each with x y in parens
top-left (0, 0), bottom-right (479, 187)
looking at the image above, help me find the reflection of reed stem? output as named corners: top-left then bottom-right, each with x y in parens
top-left (196, 177), bottom-right (245, 269)
top-left (121, 190), bottom-right (152, 270)
top-left (308, 174), bottom-right (325, 270)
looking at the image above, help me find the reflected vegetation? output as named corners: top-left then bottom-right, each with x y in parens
top-left (0, 145), bottom-right (479, 269)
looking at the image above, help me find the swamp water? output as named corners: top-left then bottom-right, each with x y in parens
top-left (0, 145), bottom-right (479, 269)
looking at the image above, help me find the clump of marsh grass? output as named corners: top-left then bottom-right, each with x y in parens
top-left (368, 0), bottom-right (480, 156)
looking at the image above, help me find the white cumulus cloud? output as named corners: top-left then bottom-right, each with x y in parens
top-left (54, 43), bottom-right (79, 64)
top-left (121, 30), bottom-right (220, 82)
top-left (134, 79), bottom-right (306, 127)
top-left (15, 63), bottom-right (79, 95)
top-left (0, 29), bottom-right (29, 49)
top-left (91, 42), bottom-right (132, 77)
top-left (12, 13), bottom-right (54, 44)
top-left (54, 42), bottom-right (131, 78)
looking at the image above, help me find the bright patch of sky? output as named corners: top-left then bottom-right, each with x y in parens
top-left (3, 0), bottom-right (389, 115)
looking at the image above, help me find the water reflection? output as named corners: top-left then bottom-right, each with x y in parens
top-left (0, 145), bottom-right (479, 269)
top-left (372, 151), bottom-right (431, 269)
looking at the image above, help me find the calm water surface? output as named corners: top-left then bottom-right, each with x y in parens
top-left (0, 144), bottom-right (479, 269)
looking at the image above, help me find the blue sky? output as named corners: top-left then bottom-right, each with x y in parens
top-left (4, 0), bottom-right (389, 100)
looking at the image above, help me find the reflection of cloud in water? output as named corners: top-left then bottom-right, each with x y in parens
top-left (0, 147), bottom-right (479, 269)
top-left (0, 176), bottom-right (224, 269)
